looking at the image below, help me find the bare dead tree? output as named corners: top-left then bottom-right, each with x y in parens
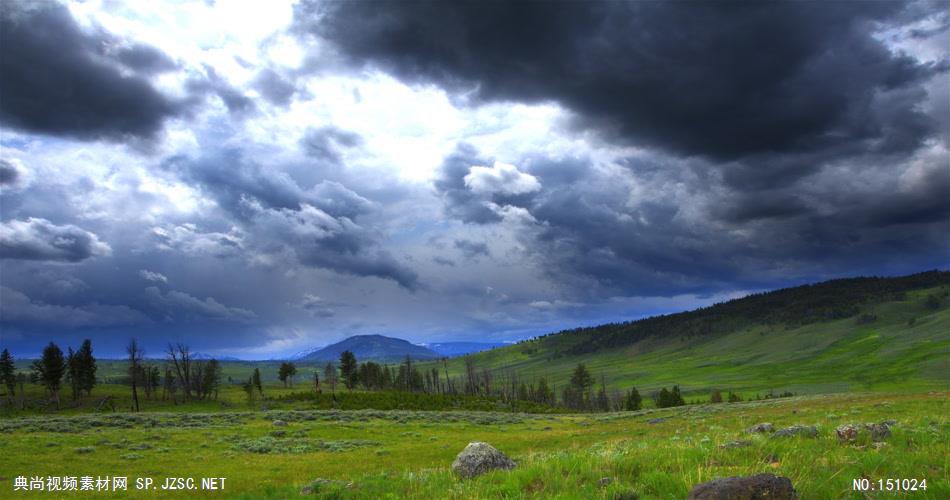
top-left (166, 343), bottom-right (193, 400)
top-left (126, 339), bottom-right (143, 412)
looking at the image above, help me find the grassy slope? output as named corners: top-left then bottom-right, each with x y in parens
top-left (422, 286), bottom-right (950, 398)
top-left (0, 391), bottom-right (946, 498)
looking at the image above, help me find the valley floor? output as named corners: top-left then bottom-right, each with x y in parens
top-left (1, 391), bottom-right (948, 498)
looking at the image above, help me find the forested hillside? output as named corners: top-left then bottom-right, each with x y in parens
top-left (426, 271), bottom-right (950, 396)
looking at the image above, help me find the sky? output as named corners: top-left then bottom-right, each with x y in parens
top-left (1, 0), bottom-right (948, 359)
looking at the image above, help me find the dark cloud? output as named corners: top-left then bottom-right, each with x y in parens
top-left (166, 149), bottom-right (419, 290)
top-left (454, 239), bottom-right (490, 259)
top-left (186, 66), bottom-right (255, 114)
top-left (295, 294), bottom-right (335, 318)
top-left (114, 43), bottom-right (178, 74)
top-left (434, 144), bottom-right (950, 296)
top-left (432, 256), bottom-right (456, 267)
top-left (300, 126), bottom-right (363, 165)
top-left (0, 159), bottom-right (20, 185)
top-left (144, 286), bottom-right (256, 323)
top-left (253, 68), bottom-right (296, 105)
top-left (0, 2), bottom-right (183, 140)
top-left (303, 0), bottom-right (944, 161)
top-left (0, 286), bottom-right (148, 329)
top-left (0, 218), bottom-right (111, 263)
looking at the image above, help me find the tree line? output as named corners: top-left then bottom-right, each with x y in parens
top-left (0, 341), bottom-right (98, 410)
top-left (3, 341), bottom-right (794, 413)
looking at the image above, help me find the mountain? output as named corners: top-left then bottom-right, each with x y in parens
top-left (423, 270), bottom-right (950, 395)
top-left (191, 352), bottom-right (242, 361)
top-left (297, 334), bottom-right (440, 362)
top-left (427, 342), bottom-right (506, 356)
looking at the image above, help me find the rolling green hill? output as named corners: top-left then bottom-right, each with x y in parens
top-left (422, 270), bottom-right (950, 398)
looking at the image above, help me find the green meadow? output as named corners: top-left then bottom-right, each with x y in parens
top-left (0, 392), bottom-right (947, 498)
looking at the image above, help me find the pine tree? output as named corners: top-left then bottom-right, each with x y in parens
top-left (0, 349), bottom-right (16, 405)
top-left (339, 351), bottom-right (358, 390)
top-left (77, 339), bottom-right (97, 396)
top-left (656, 387), bottom-right (671, 408)
top-left (671, 385), bottom-right (685, 406)
top-left (202, 359), bottom-right (221, 400)
top-left (66, 347), bottom-right (81, 400)
top-left (623, 387), bottom-right (642, 411)
top-left (278, 362), bottom-right (291, 388)
top-left (252, 368), bottom-right (263, 396)
top-left (32, 342), bottom-right (66, 408)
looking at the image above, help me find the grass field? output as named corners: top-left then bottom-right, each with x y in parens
top-left (0, 391), bottom-right (947, 498)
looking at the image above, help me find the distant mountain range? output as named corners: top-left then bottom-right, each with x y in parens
top-left (294, 334), bottom-right (441, 362)
top-left (426, 341), bottom-right (506, 356)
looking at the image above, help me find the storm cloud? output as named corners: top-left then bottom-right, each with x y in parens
top-left (304, 0), bottom-right (944, 161)
top-left (0, 2), bottom-right (183, 141)
top-left (0, 218), bottom-right (112, 263)
top-left (0, 1), bottom-right (946, 358)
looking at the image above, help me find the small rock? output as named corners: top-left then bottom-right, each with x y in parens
top-left (835, 424), bottom-right (859, 442)
top-left (747, 423), bottom-right (774, 434)
top-left (871, 442), bottom-right (887, 450)
top-left (687, 473), bottom-right (797, 499)
top-left (719, 440), bottom-right (752, 449)
top-left (864, 422), bottom-right (891, 441)
top-left (882, 419), bottom-right (897, 426)
top-left (272, 419), bottom-right (287, 427)
top-left (772, 425), bottom-right (817, 438)
top-left (647, 418), bottom-right (666, 424)
top-left (598, 477), bottom-right (613, 487)
top-left (451, 442), bottom-right (516, 478)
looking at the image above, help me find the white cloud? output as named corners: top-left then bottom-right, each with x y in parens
top-left (138, 269), bottom-right (168, 283)
top-left (464, 162), bottom-right (541, 196)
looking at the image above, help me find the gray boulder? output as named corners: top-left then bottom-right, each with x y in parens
top-left (864, 422), bottom-right (891, 441)
top-left (719, 439), bottom-right (752, 449)
top-left (451, 442), bottom-right (516, 478)
top-left (772, 425), bottom-right (817, 438)
top-left (687, 473), bottom-right (797, 499)
top-left (835, 424), bottom-right (859, 442)
top-left (272, 419), bottom-right (288, 427)
top-left (747, 423), bottom-right (774, 434)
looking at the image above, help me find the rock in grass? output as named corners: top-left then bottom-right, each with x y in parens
top-left (864, 422), bottom-right (891, 441)
top-left (747, 423), bottom-right (774, 434)
top-left (687, 473), bottom-right (797, 499)
top-left (772, 425), bottom-right (818, 438)
top-left (451, 442), bottom-right (516, 478)
top-left (272, 419), bottom-right (287, 427)
top-left (835, 424), bottom-right (860, 442)
top-left (719, 439), bottom-right (752, 449)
